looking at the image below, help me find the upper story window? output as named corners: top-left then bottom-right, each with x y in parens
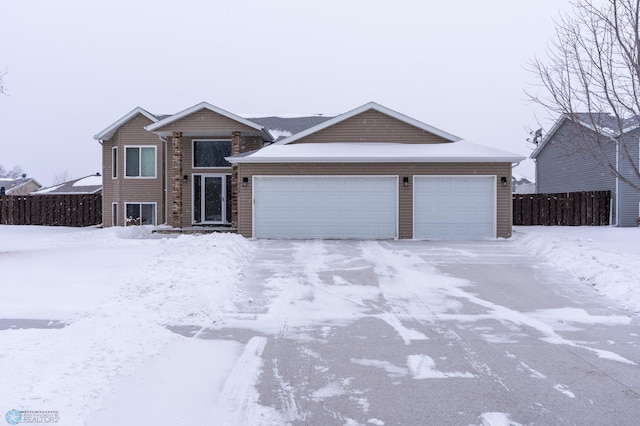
top-left (125, 146), bottom-right (156, 178)
top-left (193, 140), bottom-right (231, 168)
top-left (112, 147), bottom-right (118, 179)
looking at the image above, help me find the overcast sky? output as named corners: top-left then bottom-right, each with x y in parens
top-left (1, 0), bottom-right (570, 186)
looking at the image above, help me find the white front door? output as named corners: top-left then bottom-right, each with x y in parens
top-left (193, 174), bottom-right (231, 224)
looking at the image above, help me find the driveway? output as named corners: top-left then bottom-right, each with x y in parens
top-left (208, 239), bottom-right (640, 425)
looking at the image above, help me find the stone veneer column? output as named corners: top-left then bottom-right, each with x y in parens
top-left (170, 131), bottom-right (183, 228)
top-left (231, 131), bottom-right (241, 229)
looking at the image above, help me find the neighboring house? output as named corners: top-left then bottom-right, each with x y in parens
top-left (0, 176), bottom-right (41, 195)
top-left (94, 101), bottom-right (524, 239)
top-left (32, 173), bottom-right (102, 195)
top-left (512, 173), bottom-right (535, 194)
top-left (531, 114), bottom-right (640, 226)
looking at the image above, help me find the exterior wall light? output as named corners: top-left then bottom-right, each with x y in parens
top-left (403, 177), bottom-right (409, 187)
top-left (501, 176), bottom-right (508, 187)
top-left (183, 175), bottom-right (189, 182)
top-left (242, 177), bottom-right (249, 187)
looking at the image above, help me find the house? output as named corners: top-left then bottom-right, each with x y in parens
top-left (94, 101), bottom-right (524, 239)
top-left (0, 176), bottom-right (41, 195)
top-left (531, 114), bottom-right (640, 226)
top-left (32, 173), bottom-right (102, 195)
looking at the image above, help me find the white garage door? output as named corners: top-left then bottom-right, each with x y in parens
top-left (414, 176), bottom-right (496, 239)
top-left (254, 176), bottom-right (397, 239)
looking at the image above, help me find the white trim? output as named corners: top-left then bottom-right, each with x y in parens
top-left (112, 202), bottom-right (118, 227)
top-left (251, 175), bottom-right (399, 239)
top-left (191, 173), bottom-right (231, 225)
top-left (412, 175), bottom-right (497, 239)
top-left (145, 101), bottom-right (270, 138)
top-left (94, 107), bottom-right (157, 141)
top-left (124, 202), bottom-right (157, 226)
top-left (192, 139), bottom-right (233, 169)
top-left (111, 146), bottom-right (118, 179)
top-left (274, 101), bottom-right (461, 145)
top-left (124, 145), bottom-right (157, 179)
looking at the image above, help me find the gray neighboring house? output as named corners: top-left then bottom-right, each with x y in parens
top-left (32, 174), bottom-right (103, 195)
top-left (0, 176), bottom-right (42, 195)
top-left (531, 114), bottom-right (640, 226)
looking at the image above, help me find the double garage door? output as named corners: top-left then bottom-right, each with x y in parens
top-left (253, 175), bottom-right (496, 239)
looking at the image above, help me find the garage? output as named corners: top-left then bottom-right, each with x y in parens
top-left (413, 176), bottom-right (496, 239)
top-left (253, 176), bottom-right (398, 239)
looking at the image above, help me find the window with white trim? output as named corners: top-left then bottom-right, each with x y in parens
top-left (125, 146), bottom-right (156, 177)
top-left (112, 203), bottom-right (118, 226)
top-left (193, 140), bottom-right (231, 168)
top-left (112, 147), bottom-right (118, 179)
top-left (125, 203), bottom-right (156, 226)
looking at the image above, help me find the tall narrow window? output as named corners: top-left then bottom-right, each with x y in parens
top-left (112, 203), bottom-right (118, 226)
top-left (112, 147), bottom-right (118, 178)
top-left (125, 146), bottom-right (156, 177)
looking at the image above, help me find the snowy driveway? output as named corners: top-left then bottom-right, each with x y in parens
top-left (196, 239), bottom-right (639, 425)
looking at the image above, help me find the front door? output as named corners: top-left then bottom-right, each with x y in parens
top-left (193, 174), bottom-right (231, 224)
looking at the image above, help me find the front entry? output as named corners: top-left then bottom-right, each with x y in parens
top-left (193, 174), bottom-right (232, 224)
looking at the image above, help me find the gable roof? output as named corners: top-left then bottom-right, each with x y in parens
top-left (0, 177), bottom-right (42, 194)
top-left (94, 107), bottom-right (158, 141)
top-left (32, 174), bottom-right (102, 195)
top-left (248, 116), bottom-right (334, 141)
top-left (145, 101), bottom-right (272, 140)
top-left (531, 113), bottom-right (640, 159)
top-left (274, 102), bottom-right (462, 145)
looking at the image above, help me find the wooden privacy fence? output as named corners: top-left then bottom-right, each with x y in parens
top-left (0, 194), bottom-right (102, 227)
top-left (513, 191), bottom-right (611, 226)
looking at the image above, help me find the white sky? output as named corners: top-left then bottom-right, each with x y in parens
top-left (0, 0), bottom-right (570, 185)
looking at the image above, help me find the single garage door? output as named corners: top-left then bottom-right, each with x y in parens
top-left (414, 176), bottom-right (496, 239)
top-left (254, 176), bottom-right (397, 239)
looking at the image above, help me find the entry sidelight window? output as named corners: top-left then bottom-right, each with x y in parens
top-left (193, 140), bottom-right (231, 168)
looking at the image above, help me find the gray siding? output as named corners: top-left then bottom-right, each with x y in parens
top-left (237, 162), bottom-right (513, 239)
top-left (292, 110), bottom-right (452, 144)
top-left (617, 129), bottom-right (640, 226)
top-left (152, 109), bottom-right (263, 136)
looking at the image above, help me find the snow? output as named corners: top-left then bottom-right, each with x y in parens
top-left (0, 224), bottom-right (639, 425)
top-left (72, 175), bottom-right (102, 187)
top-left (229, 141), bottom-right (526, 163)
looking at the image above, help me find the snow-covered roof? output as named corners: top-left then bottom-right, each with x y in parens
top-left (274, 102), bottom-right (462, 145)
top-left (32, 174), bottom-right (102, 195)
top-left (0, 177), bottom-right (42, 194)
top-left (227, 141), bottom-right (525, 164)
top-left (531, 113), bottom-right (640, 159)
top-left (94, 107), bottom-right (158, 141)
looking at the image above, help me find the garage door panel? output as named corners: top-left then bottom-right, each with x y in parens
top-left (414, 176), bottom-right (495, 239)
top-left (254, 176), bottom-right (397, 239)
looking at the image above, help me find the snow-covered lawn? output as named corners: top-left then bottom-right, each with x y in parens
top-left (0, 224), bottom-right (638, 425)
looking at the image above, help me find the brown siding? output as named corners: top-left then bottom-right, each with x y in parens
top-left (292, 110), bottom-right (452, 144)
top-left (237, 162), bottom-right (513, 239)
top-left (101, 113), bottom-right (165, 227)
top-left (152, 109), bottom-right (262, 135)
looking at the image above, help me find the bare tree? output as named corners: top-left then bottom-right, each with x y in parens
top-left (527, 0), bottom-right (640, 191)
top-left (53, 170), bottom-right (73, 185)
top-left (0, 164), bottom-right (24, 179)
top-left (0, 69), bottom-right (6, 95)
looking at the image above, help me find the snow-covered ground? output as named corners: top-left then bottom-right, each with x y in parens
top-left (0, 224), bottom-right (638, 425)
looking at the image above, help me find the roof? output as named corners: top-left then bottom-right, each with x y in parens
top-left (32, 174), bottom-right (102, 195)
top-left (274, 102), bottom-right (462, 145)
top-left (227, 141), bottom-right (525, 164)
top-left (94, 107), bottom-right (158, 141)
top-left (248, 116), bottom-right (334, 141)
top-left (145, 101), bottom-right (273, 140)
top-left (531, 113), bottom-right (640, 159)
top-left (0, 177), bottom-right (42, 194)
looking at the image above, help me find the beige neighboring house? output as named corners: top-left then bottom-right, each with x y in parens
top-left (0, 176), bottom-right (42, 195)
top-left (94, 101), bottom-right (524, 239)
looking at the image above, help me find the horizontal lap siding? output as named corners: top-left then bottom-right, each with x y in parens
top-left (152, 109), bottom-right (261, 135)
top-left (291, 110), bottom-right (452, 144)
top-left (103, 114), bottom-right (164, 226)
top-left (238, 162), bottom-right (512, 239)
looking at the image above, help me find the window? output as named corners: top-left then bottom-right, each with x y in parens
top-left (193, 140), bottom-right (231, 168)
top-left (112, 203), bottom-right (118, 226)
top-left (125, 203), bottom-right (156, 226)
top-left (112, 147), bottom-right (118, 178)
top-left (125, 146), bottom-right (156, 177)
